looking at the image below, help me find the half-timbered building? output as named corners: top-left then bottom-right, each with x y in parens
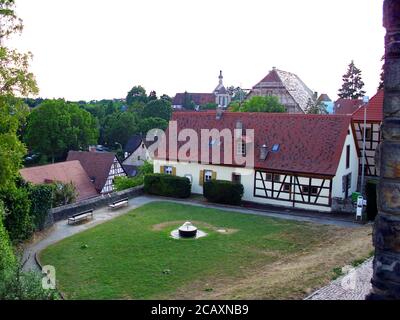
top-left (67, 151), bottom-right (126, 194)
top-left (351, 89), bottom-right (384, 177)
top-left (153, 111), bottom-right (359, 212)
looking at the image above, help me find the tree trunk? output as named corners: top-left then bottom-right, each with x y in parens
top-left (367, 0), bottom-right (400, 300)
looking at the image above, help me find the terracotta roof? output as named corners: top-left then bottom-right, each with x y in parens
top-left (157, 112), bottom-right (351, 176)
top-left (251, 68), bottom-right (316, 112)
top-left (66, 151), bottom-right (119, 192)
top-left (352, 90), bottom-right (384, 122)
top-left (20, 161), bottom-right (98, 201)
top-left (334, 98), bottom-right (363, 115)
top-left (172, 93), bottom-right (215, 106)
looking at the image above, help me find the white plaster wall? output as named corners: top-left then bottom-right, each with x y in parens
top-left (123, 145), bottom-right (151, 167)
top-left (332, 125), bottom-right (359, 198)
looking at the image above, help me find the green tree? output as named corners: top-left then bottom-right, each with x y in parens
top-left (160, 94), bottom-right (172, 103)
top-left (200, 102), bottom-right (218, 110)
top-left (233, 96), bottom-right (285, 113)
top-left (305, 98), bottom-right (328, 114)
top-left (378, 55), bottom-right (384, 90)
top-left (338, 60), bottom-right (366, 99)
top-left (138, 117), bottom-right (168, 134)
top-left (102, 111), bottom-right (138, 147)
top-left (142, 99), bottom-right (172, 121)
top-left (52, 181), bottom-right (78, 207)
top-left (126, 85), bottom-right (147, 106)
top-left (0, 201), bottom-right (15, 276)
top-left (25, 100), bottom-right (99, 163)
top-left (148, 90), bottom-right (157, 101)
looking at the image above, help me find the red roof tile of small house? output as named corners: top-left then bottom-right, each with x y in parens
top-left (20, 161), bottom-right (98, 201)
top-left (66, 151), bottom-right (118, 192)
top-left (352, 90), bottom-right (384, 122)
top-left (334, 98), bottom-right (363, 115)
top-left (156, 112), bottom-right (352, 177)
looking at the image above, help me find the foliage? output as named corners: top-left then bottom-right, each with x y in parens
top-left (0, 185), bottom-right (33, 242)
top-left (203, 180), bottom-right (244, 205)
top-left (0, 201), bottom-right (16, 275)
top-left (126, 85), bottom-right (147, 106)
top-left (227, 86), bottom-right (246, 102)
top-left (0, 97), bottom-right (27, 190)
top-left (148, 90), bottom-right (157, 101)
top-left (338, 60), bottom-right (366, 99)
top-left (378, 55), bottom-right (384, 90)
top-left (200, 102), bottom-right (218, 110)
top-left (114, 161), bottom-right (153, 192)
top-left (0, 0), bottom-right (23, 41)
top-left (25, 100), bottom-right (99, 163)
top-left (138, 117), bottom-right (168, 134)
top-left (366, 179), bottom-right (378, 221)
top-left (28, 184), bottom-right (53, 231)
top-left (0, 261), bottom-right (58, 300)
top-left (305, 99), bottom-right (328, 114)
top-left (232, 96), bottom-right (285, 113)
top-left (52, 181), bottom-right (78, 207)
top-left (144, 174), bottom-right (191, 198)
top-left (142, 99), bottom-right (172, 121)
top-left (160, 94), bottom-right (172, 103)
top-left (102, 110), bottom-right (138, 147)
top-left (114, 176), bottom-right (143, 191)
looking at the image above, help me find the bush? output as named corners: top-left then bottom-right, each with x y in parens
top-left (114, 176), bottom-right (143, 192)
top-left (144, 174), bottom-right (191, 198)
top-left (0, 202), bottom-right (16, 276)
top-left (29, 184), bottom-right (54, 231)
top-left (0, 186), bottom-right (33, 243)
top-left (203, 180), bottom-right (244, 205)
top-left (52, 181), bottom-right (78, 207)
top-left (366, 180), bottom-right (378, 221)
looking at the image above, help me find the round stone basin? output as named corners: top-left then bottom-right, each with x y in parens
top-left (178, 221), bottom-right (198, 238)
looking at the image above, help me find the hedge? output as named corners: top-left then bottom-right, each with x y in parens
top-left (144, 174), bottom-right (191, 198)
top-left (0, 201), bottom-right (16, 276)
top-left (29, 184), bottom-right (53, 231)
top-left (203, 180), bottom-right (244, 205)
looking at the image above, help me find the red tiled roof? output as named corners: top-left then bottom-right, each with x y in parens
top-left (20, 161), bottom-right (98, 201)
top-left (334, 98), bottom-right (363, 115)
top-left (66, 151), bottom-right (118, 192)
top-left (352, 90), bottom-right (384, 122)
top-left (172, 93), bottom-right (215, 106)
top-left (157, 112), bottom-right (351, 176)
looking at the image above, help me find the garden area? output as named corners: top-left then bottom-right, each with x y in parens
top-left (39, 201), bottom-right (373, 300)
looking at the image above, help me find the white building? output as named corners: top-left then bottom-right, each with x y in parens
top-left (153, 112), bottom-right (359, 212)
top-left (122, 134), bottom-right (152, 176)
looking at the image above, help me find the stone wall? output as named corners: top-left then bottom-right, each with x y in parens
top-left (49, 186), bottom-right (144, 223)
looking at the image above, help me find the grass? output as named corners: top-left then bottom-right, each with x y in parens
top-left (39, 201), bottom-right (373, 300)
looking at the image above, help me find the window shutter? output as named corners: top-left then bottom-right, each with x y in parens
top-left (212, 171), bottom-right (217, 180)
top-left (160, 166), bottom-right (165, 174)
top-left (172, 167), bottom-right (177, 176)
top-left (199, 170), bottom-right (204, 186)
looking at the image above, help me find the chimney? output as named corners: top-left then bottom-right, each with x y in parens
top-left (260, 144), bottom-right (268, 160)
top-left (314, 92), bottom-right (318, 100)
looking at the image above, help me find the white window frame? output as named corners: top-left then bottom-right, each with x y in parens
top-left (204, 170), bottom-right (213, 182)
top-left (164, 166), bottom-right (173, 175)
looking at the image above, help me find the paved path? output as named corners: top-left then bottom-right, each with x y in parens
top-left (306, 258), bottom-right (373, 300)
top-left (23, 195), bottom-right (364, 273)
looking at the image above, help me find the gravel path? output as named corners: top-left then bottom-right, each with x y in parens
top-left (306, 258), bottom-right (373, 300)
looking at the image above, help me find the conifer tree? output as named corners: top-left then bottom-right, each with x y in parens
top-left (338, 60), bottom-right (366, 99)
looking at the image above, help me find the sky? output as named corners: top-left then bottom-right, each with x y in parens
top-left (9, 0), bottom-right (385, 102)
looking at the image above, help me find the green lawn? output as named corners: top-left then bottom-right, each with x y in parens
top-left (39, 201), bottom-right (358, 299)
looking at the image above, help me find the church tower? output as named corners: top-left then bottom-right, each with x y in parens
top-left (213, 70), bottom-right (231, 108)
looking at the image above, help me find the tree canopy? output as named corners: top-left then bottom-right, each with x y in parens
top-left (126, 85), bottom-right (147, 106)
top-left (338, 60), bottom-right (366, 99)
top-left (25, 100), bottom-right (99, 162)
top-left (142, 98), bottom-right (172, 121)
top-left (231, 95), bottom-right (285, 113)
top-left (102, 110), bottom-right (138, 148)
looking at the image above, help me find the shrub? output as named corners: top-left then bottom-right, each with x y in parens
top-left (365, 179), bottom-right (378, 221)
top-left (114, 176), bottom-right (143, 192)
top-left (29, 184), bottom-right (54, 231)
top-left (138, 161), bottom-right (154, 176)
top-left (52, 181), bottom-right (78, 207)
top-left (0, 202), bottom-right (16, 276)
top-left (203, 180), bottom-right (244, 205)
top-left (144, 174), bottom-right (191, 198)
top-left (0, 186), bottom-right (33, 242)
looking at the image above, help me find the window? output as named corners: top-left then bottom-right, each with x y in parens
top-left (204, 170), bottom-right (213, 182)
top-left (237, 142), bottom-right (246, 156)
top-left (346, 145), bottom-right (350, 169)
top-left (311, 186), bottom-right (319, 195)
top-left (164, 166), bottom-right (173, 175)
top-left (138, 156), bottom-right (141, 161)
top-left (302, 186), bottom-right (309, 194)
top-left (274, 174), bottom-right (281, 182)
top-left (265, 173), bottom-right (272, 181)
top-left (283, 183), bottom-right (291, 192)
top-left (365, 128), bottom-right (372, 140)
top-left (232, 173), bottom-right (241, 184)
top-left (272, 144), bottom-right (280, 152)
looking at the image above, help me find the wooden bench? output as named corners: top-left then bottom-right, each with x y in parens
top-left (108, 198), bottom-right (129, 210)
top-left (67, 209), bottom-right (94, 225)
